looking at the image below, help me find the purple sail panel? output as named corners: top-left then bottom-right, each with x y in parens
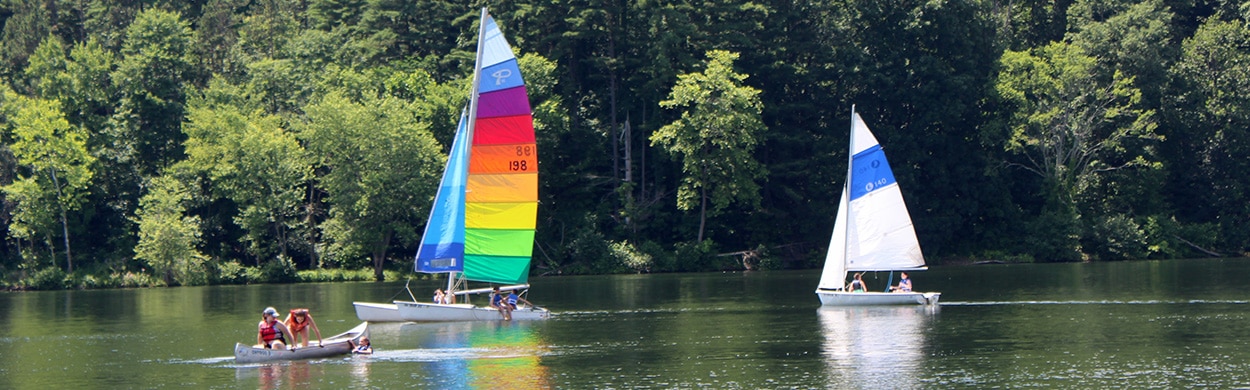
top-left (475, 86), bottom-right (531, 119)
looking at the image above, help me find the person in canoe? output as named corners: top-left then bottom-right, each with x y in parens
top-left (257, 307), bottom-right (292, 349)
top-left (283, 308), bottom-right (323, 348)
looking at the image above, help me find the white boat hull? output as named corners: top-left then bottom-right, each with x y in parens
top-left (815, 291), bottom-right (941, 306)
top-left (353, 301), bottom-right (405, 322)
top-left (353, 301), bottom-right (550, 322)
top-left (234, 322), bottom-right (368, 363)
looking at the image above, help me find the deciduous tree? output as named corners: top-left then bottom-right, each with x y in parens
top-left (298, 91), bottom-right (443, 280)
top-left (652, 50), bottom-right (765, 243)
top-left (1, 93), bottom-right (95, 272)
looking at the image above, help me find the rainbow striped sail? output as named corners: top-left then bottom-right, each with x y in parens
top-left (415, 8), bottom-right (537, 286)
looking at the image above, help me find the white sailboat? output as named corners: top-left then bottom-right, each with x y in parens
top-left (353, 8), bottom-right (549, 322)
top-left (814, 107), bottom-right (940, 306)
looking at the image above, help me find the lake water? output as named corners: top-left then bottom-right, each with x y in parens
top-left (2, 258), bottom-right (1249, 388)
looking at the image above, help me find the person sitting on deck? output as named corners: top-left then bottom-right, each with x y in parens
top-left (845, 273), bottom-right (868, 293)
top-left (890, 272), bottom-right (913, 292)
top-left (490, 286), bottom-right (512, 320)
top-left (506, 290), bottom-right (533, 310)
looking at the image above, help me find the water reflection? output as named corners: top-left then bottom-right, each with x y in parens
top-left (235, 361), bottom-right (322, 389)
top-left (349, 357), bottom-right (371, 387)
top-left (818, 306), bottom-right (936, 389)
top-left (365, 321), bottom-right (551, 388)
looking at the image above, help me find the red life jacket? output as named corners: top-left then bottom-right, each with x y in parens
top-left (260, 320), bottom-right (285, 346)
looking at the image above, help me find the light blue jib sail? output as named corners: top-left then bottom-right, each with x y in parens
top-left (416, 109), bottom-right (470, 273)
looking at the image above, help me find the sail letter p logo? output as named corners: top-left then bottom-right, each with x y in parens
top-left (491, 69), bottom-right (512, 85)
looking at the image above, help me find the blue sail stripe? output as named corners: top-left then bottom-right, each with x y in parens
top-left (849, 145), bottom-right (897, 202)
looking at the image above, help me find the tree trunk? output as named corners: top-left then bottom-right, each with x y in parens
top-left (698, 186), bottom-right (707, 242)
top-left (50, 168), bottom-right (72, 273)
top-left (372, 231), bottom-right (393, 281)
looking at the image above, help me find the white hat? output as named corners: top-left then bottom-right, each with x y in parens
top-left (262, 307), bottom-right (279, 317)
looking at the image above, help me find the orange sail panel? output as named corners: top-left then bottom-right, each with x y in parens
top-left (469, 144), bottom-right (538, 174)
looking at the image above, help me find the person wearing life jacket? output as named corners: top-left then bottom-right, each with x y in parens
top-left (257, 307), bottom-right (292, 349)
top-left (890, 272), bottom-right (913, 292)
top-left (490, 286), bottom-right (511, 320)
top-left (845, 273), bottom-right (868, 293)
top-left (352, 336), bottom-right (373, 355)
top-left (283, 308), bottom-right (323, 348)
top-left (506, 290), bottom-right (532, 311)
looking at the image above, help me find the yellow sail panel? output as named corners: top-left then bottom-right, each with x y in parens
top-left (466, 173), bottom-right (538, 202)
top-left (466, 202), bottom-right (538, 230)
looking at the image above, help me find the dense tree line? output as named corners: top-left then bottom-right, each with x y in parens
top-left (1, 0), bottom-right (1248, 289)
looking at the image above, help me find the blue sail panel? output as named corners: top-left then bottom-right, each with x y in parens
top-left (848, 145), bottom-right (898, 202)
top-left (478, 59), bottom-right (524, 94)
top-left (479, 16), bottom-right (515, 68)
top-left (416, 111), bottom-right (470, 273)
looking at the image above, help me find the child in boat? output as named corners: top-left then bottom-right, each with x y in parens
top-left (846, 273), bottom-right (867, 292)
top-left (283, 308), bottom-right (323, 348)
top-left (490, 286), bottom-right (511, 320)
top-left (257, 307), bottom-right (292, 349)
top-left (890, 272), bottom-right (913, 292)
top-left (506, 289), bottom-right (533, 310)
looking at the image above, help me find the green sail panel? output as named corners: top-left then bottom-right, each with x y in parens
top-left (464, 228), bottom-right (535, 258)
top-left (463, 254), bottom-right (532, 285)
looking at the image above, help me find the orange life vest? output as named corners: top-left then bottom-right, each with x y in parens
top-left (286, 309), bottom-right (310, 332)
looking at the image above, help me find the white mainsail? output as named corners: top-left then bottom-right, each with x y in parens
top-left (816, 110), bottom-right (925, 292)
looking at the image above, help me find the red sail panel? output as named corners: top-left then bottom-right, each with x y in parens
top-left (474, 115), bottom-right (535, 145)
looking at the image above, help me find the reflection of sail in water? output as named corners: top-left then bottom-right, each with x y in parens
top-left (818, 306), bottom-right (936, 388)
top-left (467, 323), bottom-right (549, 389)
top-left (390, 321), bottom-right (550, 388)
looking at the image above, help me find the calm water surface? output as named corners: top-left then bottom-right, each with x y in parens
top-left (1, 258), bottom-right (1248, 388)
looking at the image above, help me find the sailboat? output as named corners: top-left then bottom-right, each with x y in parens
top-left (814, 107), bottom-right (940, 306)
top-left (353, 8), bottom-right (550, 322)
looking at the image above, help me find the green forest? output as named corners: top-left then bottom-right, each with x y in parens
top-left (1, 0), bottom-right (1248, 290)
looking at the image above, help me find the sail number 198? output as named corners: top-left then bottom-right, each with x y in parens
top-left (510, 146), bottom-right (535, 171)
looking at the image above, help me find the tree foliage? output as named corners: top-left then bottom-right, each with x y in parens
top-left (4, 0), bottom-right (1250, 289)
top-left (298, 90), bottom-right (444, 280)
top-left (652, 50), bottom-right (765, 243)
top-left (134, 175), bottom-right (206, 286)
top-left (1, 92), bottom-right (95, 272)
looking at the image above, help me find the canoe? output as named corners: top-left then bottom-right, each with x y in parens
top-left (233, 322), bottom-right (368, 363)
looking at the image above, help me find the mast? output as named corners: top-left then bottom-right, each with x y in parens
top-left (449, 8), bottom-right (490, 296)
top-left (843, 105), bottom-right (855, 287)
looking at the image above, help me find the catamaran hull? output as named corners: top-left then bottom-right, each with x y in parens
top-left (816, 291), bottom-right (940, 306)
top-left (354, 301), bottom-right (550, 322)
top-left (353, 301), bottom-right (405, 322)
top-left (233, 322), bottom-right (368, 363)
top-left (396, 301), bottom-right (550, 321)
